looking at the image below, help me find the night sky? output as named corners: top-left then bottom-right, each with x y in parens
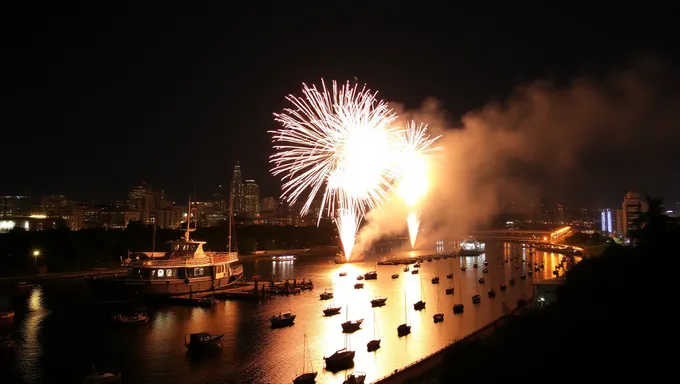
top-left (4, 2), bottom-right (678, 207)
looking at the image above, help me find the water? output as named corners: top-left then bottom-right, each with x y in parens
top-left (0, 242), bottom-right (563, 384)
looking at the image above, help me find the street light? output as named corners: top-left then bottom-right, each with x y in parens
top-left (33, 250), bottom-right (40, 267)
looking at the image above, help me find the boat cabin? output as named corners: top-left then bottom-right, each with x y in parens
top-left (189, 333), bottom-right (214, 343)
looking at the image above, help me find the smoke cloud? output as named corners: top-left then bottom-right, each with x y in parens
top-left (355, 55), bottom-right (680, 254)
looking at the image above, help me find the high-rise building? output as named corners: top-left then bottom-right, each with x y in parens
top-left (127, 183), bottom-right (153, 224)
top-left (230, 163), bottom-right (245, 215)
top-left (41, 195), bottom-right (71, 218)
top-left (600, 208), bottom-right (613, 233)
top-left (213, 184), bottom-right (227, 213)
top-left (244, 180), bottom-right (260, 217)
top-left (620, 191), bottom-right (648, 238)
top-left (555, 203), bottom-right (565, 223)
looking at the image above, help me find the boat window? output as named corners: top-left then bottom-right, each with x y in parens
top-left (187, 267), bottom-right (205, 277)
top-left (157, 269), bottom-right (165, 277)
top-left (165, 269), bottom-right (173, 277)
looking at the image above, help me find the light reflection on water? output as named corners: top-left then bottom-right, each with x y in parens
top-left (2, 243), bottom-right (565, 384)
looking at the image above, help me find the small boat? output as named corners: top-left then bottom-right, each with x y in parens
top-left (431, 277), bottom-right (440, 284)
top-left (483, 260), bottom-right (488, 266)
top-left (323, 306), bottom-right (342, 316)
top-left (364, 271), bottom-right (377, 280)
top-left (403, 266), bottom-right (409, 272)
top-left (482, 268), bottom-right (488, 273)
top-left (1, 335), bottom-right (15, 350)
top-left (271, 311), bottom-right (296, 327)
top-left (320, 290), bottom-right (333, 300)
top-left (453, 303), bottom-right (465, 314)
top-left (343, 371), bottom-right (366, 384)
top-left (324, 347), bottom-right (355, 370)
top-left (426, 257), bottom-right (433, 262)
top-left (414, 272), bottom-right (426, 310)
top-left (445, 273), bottom-right (453, 279)
top-left (509, 278), bottom-right (516, 286)
top-left (460, 266), bottom-right (467, 271)
top-left (445, 287), bottom-right (454, 295)
top-left (339, 272), bottom-right (347, 277)
top-left (473, 263), bottom-right (478, 268)
top-left (521, 273), bottom-right (527, 280)
top-left (0, 309), bottom-right (15, 320)
top-left (367, 309), bottom-right (381, 352)
top-left (500, 284), bottom-right (507, 291)
top-left (354, 282), bottom-right (364, 289)
top-left (356, 275), bottom-right (364, 281)
top-left (341, 319), bottom-right (364, 333)
top-left (15, 281), bottom-right (36, 290)
top-left (293, 334), bottom-right (317, 384)
top-left (478, 278), bottom-right (485, 284)
top-left (391, 274), bottom-right (399, 279)
top-left (370, 297), bottom-right (387, 307)
top-left (185, 332), bottom-right (224, 352)
top-left (487, 288), bottom-right (496, 298)
top-left (411, 269), bottom-right (419, 275)
top-left (397, 323), bottom-right (411, 336)
top-left (112, 311), bottom-right (148, 325)
top-left (433, 285), bottom-right (444, 323)
top-left (472, 294), bottom-right (481, 304)
top-left (83, 368), bottom-right (122, 383)
top-left (398, 291), bottom-right (411, 336)
top-left (413, 262), bottom-right (420, 268)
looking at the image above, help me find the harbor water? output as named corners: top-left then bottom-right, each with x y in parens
top-left (0, 242), bottom-right (564, 384)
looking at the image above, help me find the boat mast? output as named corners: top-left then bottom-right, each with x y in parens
top-left (228, 191), bottom-right (233, 253)
top-left (184, 195), bottom-right (192, 241)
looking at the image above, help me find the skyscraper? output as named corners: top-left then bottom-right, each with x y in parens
top-left (621, 191), bottom-right (647, 238)
top-left (230, 163), bottom-right (245, 215)
top-left (244, 180), bottom-right (260, 217)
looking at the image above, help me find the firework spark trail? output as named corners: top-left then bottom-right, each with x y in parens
top-left (395, 121), bottom-right (442, 248)
top-left (270, 80), bottom-right (400, 259)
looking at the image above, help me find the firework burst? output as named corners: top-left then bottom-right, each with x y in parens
top-left (395, 121), bottom-right (442, 248)
top-left (270, 80), bottom-right (399, 258)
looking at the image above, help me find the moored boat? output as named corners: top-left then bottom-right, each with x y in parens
top-left (343, 371), bottom-right (366, 384)
top-left (88, 196), bottom-right (243, 302)
top-left (83, 370), bottom-right (122, 383)
top-left (185, 332), bottom-right (223, 352)
top-left (0, 309), bottom-right (15, 320)
top-left (271, 311), bottom-right (296, 328)
top-left (370, 297), bottom-right (387, 307)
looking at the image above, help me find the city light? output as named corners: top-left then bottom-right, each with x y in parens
top-left (32, 249), bottom-right (40, 267)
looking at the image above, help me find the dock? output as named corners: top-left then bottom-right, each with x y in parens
top-left (214, 278), bottom-right (314, 300)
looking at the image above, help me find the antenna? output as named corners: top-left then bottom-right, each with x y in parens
top-left (185, 195), bottom-right (192, 241)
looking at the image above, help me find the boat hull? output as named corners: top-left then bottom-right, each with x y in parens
top-left (88, 270), bottom-right (243, 301)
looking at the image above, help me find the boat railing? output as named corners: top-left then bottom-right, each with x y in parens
top-left (124, 252), bottom-right (239, 267)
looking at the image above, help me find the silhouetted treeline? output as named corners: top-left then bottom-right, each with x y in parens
top-left (407, 195), bottom-right (676, 383)
top-left (0, 222), bottom-right (338, 275)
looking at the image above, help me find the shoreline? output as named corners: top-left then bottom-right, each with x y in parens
top-left (0, 268), bottom-right (125, 285)
top-left (371, 300), bottom-right (532, 384)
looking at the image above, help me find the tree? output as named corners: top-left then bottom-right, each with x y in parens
top-left (629, 194), bottom-right (679, 251)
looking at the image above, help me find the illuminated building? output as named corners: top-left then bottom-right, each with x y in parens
top-left (620, 191), bottom-right (648, 239)
top-left (600, 209), bottom-right (613, 233)
top-left (244, 180), bottom-right (260, 218)
top-left (230, 163), bottom-right (245, 215)
top-left (0, 195), bottom-right (31, 217)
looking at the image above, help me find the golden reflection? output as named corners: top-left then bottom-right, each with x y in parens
top-left (27, 286), bottom-right (44, 312)
top-left (18, 288), bottom-right (49, 380)
top-left (272, 260), bottom-right (295, 280)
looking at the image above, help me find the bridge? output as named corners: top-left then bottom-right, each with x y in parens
top-left (470, 226), bottom-right (572, 242)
